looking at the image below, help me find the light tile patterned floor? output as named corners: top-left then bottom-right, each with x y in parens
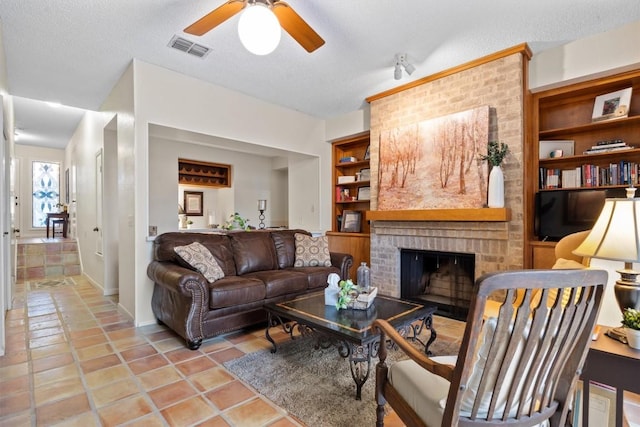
top-left (0, 274), bottom-right (465, 426)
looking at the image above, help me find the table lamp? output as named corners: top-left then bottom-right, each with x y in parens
top-left (573, 187), bottom-right (640, 341)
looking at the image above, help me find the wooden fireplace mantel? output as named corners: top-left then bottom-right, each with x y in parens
top-left (366, 208), bottom-right (511, 222)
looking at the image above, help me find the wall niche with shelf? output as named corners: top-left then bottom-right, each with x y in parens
top-left (178, 158), bottom-right (231, 188)
top-left (525, 68), bottom-right (640, 268)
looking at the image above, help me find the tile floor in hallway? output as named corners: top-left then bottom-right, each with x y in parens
top-left (0, 275), bottom-right (465, 426)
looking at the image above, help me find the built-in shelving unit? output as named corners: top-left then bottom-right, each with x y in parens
top-left (326, 131), bottom-right (370, 278)
top-left (178, 158), bottom-right (231, 188)
top-left (525, 68), bottom-right (640, 268)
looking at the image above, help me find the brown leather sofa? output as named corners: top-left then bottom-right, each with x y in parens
top-left (147, 229), bottom-right (353, 350)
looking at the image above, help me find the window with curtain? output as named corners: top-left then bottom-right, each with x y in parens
top-left (32, 161), bottom-right (60, 228)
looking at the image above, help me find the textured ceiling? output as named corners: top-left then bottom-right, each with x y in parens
top-left (1, 0), bottom-right (640, 148)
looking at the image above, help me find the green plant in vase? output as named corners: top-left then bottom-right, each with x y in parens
top-left (480, 141), bottom-right (509, 208)
top-left (480, 141), bottom-right (509, 167)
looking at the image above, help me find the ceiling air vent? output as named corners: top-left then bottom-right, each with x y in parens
top-left (168, 35), bottom-right (211, 58)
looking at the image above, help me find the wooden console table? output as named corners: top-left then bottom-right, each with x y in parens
top-left (46, 212), bottom-right (69, 238)
top-left (580, 326), bottom-right (640, 426)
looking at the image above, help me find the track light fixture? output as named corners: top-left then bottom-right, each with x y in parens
top-left (394, 53), bottom-right (415, 80)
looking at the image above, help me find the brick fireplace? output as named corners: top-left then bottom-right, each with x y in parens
top-left (370, 219), bottom-right (521, 298)
top-left (366, 46), bottom-right (530, 297)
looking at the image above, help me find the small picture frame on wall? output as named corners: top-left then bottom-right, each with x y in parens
top-left (340, 210), bottom-right (361, 233)
top-left (184, 191), bottom-right (203, 216)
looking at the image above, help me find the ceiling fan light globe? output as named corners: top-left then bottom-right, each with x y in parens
top-left (238, 4), bottom-right (281, 55)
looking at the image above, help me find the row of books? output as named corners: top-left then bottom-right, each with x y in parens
top-left (539, 161), bottom-right (640, 189)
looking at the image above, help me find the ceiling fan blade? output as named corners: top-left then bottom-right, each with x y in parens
top-left (272, 2), bottom-right (325, 53)
top-left (184, 0), bottom-right (246, 36)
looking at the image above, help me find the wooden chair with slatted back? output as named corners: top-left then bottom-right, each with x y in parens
top-left (374, 268), bottom-right (607, 427)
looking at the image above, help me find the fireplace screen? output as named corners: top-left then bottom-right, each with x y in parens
top-left (400, 249), bottom-right (475, 321)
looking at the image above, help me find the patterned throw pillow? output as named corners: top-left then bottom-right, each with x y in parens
top-left (174, 242), bottom-right (225, 283)
top-left (293, 233), bottom-right (332, 267)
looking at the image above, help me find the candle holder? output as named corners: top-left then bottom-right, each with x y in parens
top-left (258, 199), bottom-right (267, 229)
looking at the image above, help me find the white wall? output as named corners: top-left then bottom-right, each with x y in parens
top-left (93, 63), bottom-right (135, 319)
top-left (13, 145), bottom-right (65, 237)
top-left (530, 20), bottom-right (640, 90)
top-left (64, 111), bottom-right (113, 293)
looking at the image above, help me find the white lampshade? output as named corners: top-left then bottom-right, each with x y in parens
top-left (237, 4), bottom-right (281, 56)
top-left (573, 197), bottom-right (640, 263)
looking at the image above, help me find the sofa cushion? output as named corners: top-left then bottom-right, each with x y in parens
top-left (245, 270), bottom-right (309, 298)
top-left (174, 242), bottom-right (225, 283)
top-left (284, 266), bottom-right (340, 289)
top-left (293, 233), bottom-right (332, 267)
top-left (153, 232), bottom-right (236, 276)
top-left (229, 232), bottom-right (279, 275)
top-left (209, 276), bottom-right (266, 309)
top-left (388, 355), bottom-right (455, 426)
top-left (271, 229), bottom-right (310, 268)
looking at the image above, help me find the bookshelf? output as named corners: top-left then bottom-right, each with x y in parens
top-left (326, 131), bottom-right (370, 278)
top-left (525, 68), bottom-right (640, 268)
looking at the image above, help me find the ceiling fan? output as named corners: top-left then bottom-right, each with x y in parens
top-left (184, 0), bottom-right (325, 53)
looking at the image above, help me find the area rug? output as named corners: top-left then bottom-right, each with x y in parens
top-left (224, 331), bottom-right (461, 427)
top-left (28, 277), bottom-right (76, 290)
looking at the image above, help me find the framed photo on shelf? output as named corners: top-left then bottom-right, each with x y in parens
top-left (357, 186), bottom-right (371, 201)
top-left (364, 145), bottom-right (371, 160)
top-left (184, 191), bottom-right (203, 216)
top-left (592, 87), bottom-right (632, 122)
top-left (360, 168), bottom-right (371, 182)
top-left (340, 210), bottom-right (361, 233)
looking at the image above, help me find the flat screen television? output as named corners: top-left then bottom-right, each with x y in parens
top-left (535, 188), bottom-right (627, 241)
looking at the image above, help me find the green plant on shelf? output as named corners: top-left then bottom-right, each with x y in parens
top-left (480, 141), bottom-right (509, 167)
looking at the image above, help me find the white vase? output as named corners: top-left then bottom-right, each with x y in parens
top-left (487, 165), bottom-right (504, 208)
top-left (626, 327), bottom-right (640, 349)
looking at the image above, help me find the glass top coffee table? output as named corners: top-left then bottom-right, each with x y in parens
top-left (264, 292), bottom-right (437, 399)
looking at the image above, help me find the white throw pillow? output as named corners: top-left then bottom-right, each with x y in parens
top-left (174, 241), bottom-right (225, 283)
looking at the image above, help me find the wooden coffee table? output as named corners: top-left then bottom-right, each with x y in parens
top-left (264, 292), bottom-right (437, 399)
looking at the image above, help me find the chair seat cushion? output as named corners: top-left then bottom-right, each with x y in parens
top-left (388, 355), bottom-right (456, 426)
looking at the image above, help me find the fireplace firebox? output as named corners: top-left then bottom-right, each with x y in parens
top-left (400, 249), bottom-right (475, 321)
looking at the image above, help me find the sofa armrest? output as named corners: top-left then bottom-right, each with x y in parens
top-left (330, 252), bottom-right (353, 280)
top-left (147, 261), bottom-right (209, 301)
top-left (147, 261), bottom-right (211, 348)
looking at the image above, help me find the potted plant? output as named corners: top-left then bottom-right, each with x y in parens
top-left (336, 279), bottom-right (357, 310)
top-left (480, 141), bottom-right (509, 208)
top-left (621, 308), bottom-right (640, 349)
top-left (222, 212), bottom-right (250, 230)
top-left (186, 219), bottom-right (194, 229)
